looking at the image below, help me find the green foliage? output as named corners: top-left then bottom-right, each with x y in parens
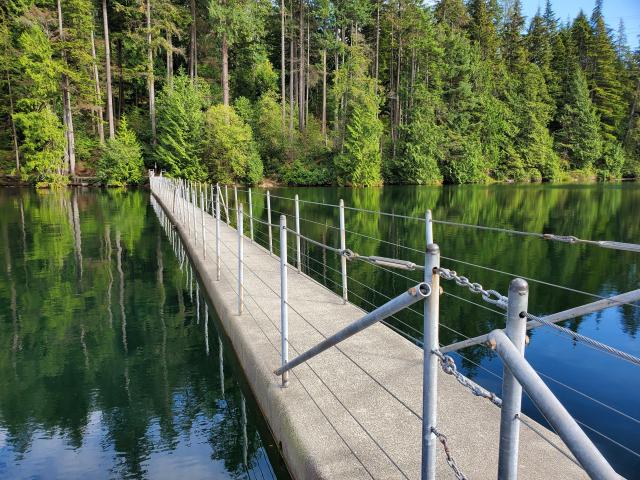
top-left (555, 67), bottom-right (602, 170)
top-left (97, 117), bottom-right (144, 186)
top-left (395, 87), bottom-right (443, 185)
top-left (13, 107), bottom-right (67, 188)
top-left (202, 104), bottom-right (263, 185)
top-left (332, 40), bottom-right (382, 186)
top-left (596, 142), bottom-right (625, 180)
top-left (155, 74), bottom-right (210, 180)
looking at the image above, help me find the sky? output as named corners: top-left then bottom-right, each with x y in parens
top-left (521, 0), bottom-right (640, 49)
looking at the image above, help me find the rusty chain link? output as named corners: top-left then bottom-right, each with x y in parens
top-left (431, 427), bottom-right (468, 480)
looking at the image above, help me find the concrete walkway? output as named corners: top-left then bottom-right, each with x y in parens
top-left (152, 186), bottom-right (586, 480)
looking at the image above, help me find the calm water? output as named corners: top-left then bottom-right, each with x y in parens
top-left (0, 189), bottom-right (290, 480)
top-left (1, 185), bottom-right (639, 478)
top-left (231, 183), bottom-right (639, 478)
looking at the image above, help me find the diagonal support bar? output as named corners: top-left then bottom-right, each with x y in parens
top-left (488, 329), bottom-right (620, 480)
top-left (274, 282), bottom-right (432, 376)
top-left (440, 288), bottom-right (640, 354)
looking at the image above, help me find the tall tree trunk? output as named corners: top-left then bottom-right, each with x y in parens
top-left (117, 38), bottom-right (123, 119)
top-left (166, 31), bottom-right (173, 85)
top-left (91, 31), bottom-right (105, 144)
top-left (102, 0), bottom-right (115, 139)
top-left (189, 0), bottom-right (197, 82)
top-left (280, 0), bottom-right (286, 129)
top-left (146, 0), bottom-right (156, 145)
top-left (6, 71), bottom-right (20, 171)
top-left (305, 17), bottom-right (309, 126)
top-left (298, 0), bottom-right (304, 131)
top-left (289, 6), bottom-right (294, 135)
top-left (221, 33), bottom-right (229, 106)
top-left (375, 0), bottom-right (380, 83)
top-left (57, 0), bottom-right (76, 176)
top-left (321, 48), bottom-right (327, 141)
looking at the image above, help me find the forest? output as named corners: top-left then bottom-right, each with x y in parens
top-left (0, 0), bottom-right (639, 187)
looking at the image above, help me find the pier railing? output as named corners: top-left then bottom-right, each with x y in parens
top-left (149, 174), bottom-right (640, 480)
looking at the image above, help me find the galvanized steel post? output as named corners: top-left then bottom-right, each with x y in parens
top-left (238, 203), bottom-right (244, 315)
top-left (279, 214), bottom-right (289, 387)
top-left (216, 185), bottom-right (221, 281)
top-left (204, 183), bottom-right (208, 216)
top-left (339, 199), bottom-right (348, 303)
top-left (426, 210), bottom-right (433, 245)
top-left (192, 187), bottom-right (197, 243)
top-left (200, 190), bottom-right (206, 259)
top-left (498, 278), bottom-right (529, 480)
top-left (421, 243), bottom-right (440, 480)
top-left (295, 194), bottom-right (301, 273)
top-left (248, 189), bottom-right (254, 242)
top-left (234, 185), bottom-right (238, 218)
top-left (225, 185), bottom-right (230, 225)
top-left (267, 191), bottom-right (273, 256)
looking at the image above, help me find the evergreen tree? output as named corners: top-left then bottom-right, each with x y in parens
top-left (97, 116), bottom-right (144, 186)
top-left (590, 12), bottom-right (626, 142)
top-left (501, 0), bottom-right (526, 71)
top-left (555, 66), bottom-right (602, 170)
top-left (155, 74), bottom-right (210, 179)
top-left (468, 0), bottom-right (499, 62)
top-left (332, 39), bottom-right (383, 186)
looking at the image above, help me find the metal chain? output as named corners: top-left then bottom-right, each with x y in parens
top-left (432, 350), bottom-right (503, 407)
top-left (524, 312), bottom-right (640, 367)
top-left (431, 427), bottom-right (468, 480)
top-left (437, 267), bottom-right (508, 309)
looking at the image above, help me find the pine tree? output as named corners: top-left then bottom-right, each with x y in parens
top-left (590, 13), bottom-right (626, 142)
top-left (155, 74), bottom-right (210, 179)
top-left (501, 0), bottom-right (527, 71)
top-left (555, 66), bottom-right (602, 170)
top-left (332, 39), bottom-right (383, 186)
top-left (468, 0), bottom-right (499, 62)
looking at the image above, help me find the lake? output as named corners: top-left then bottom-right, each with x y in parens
top-left (0, 189), bottom-right (290, 479)
top-left (234, 182), bottom-right (640, 478)
top-left (1, 183), bottom-right (639, 478)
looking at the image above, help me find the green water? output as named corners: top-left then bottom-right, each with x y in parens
top-left (232, 182), bottom-right (640, 477)
top-left (0, 189), bottom-right (290, 479)
top-left (1, 184), bottom-right (639, 478)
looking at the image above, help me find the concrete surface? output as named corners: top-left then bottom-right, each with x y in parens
top-left (151, 184), bottom-right (587, 480)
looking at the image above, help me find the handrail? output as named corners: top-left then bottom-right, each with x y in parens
top-left (273, 282), bottom-right (431, 376)
top-left (486, 329), bottom-right (620, 479)
top-left (440, 288), bottom-right (640, 354)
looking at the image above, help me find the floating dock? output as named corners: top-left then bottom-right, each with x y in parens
top-left (151, 184), bottom-right (586, 480)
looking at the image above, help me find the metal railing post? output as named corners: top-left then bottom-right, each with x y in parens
top-left (225, 185), bottom-right (230, 225)
top-left (200, 189), bottom-right (206, 259)
top-left (248, 188), bottom-right (254, 242)
top-left (295, 194), bottom-right (301, 273)
top-left (498, 278), bottom-right (529, 480)
top-left (186, 182), bottom-right (191, 235)
top-left (234, 185), bottom-right (238, 219)
top-left (339, 199), bottom-right (348, 303)
top-left (426, 210), bottom-right (433, 245)
top-left (279, 214), bottom-right (289, 387)
top-left (421, 243), bottom-right (440, 480)
top-left (210, 185), bottom-right (215, 214)
top-left (192, 186), bottom-right (197, 243)
top-left (267, 191), bottom-right (273, 255)
top-left (216, 185), bottom-right (221, 281)
top-left (238, 203), bottom-right (244, 314)
top-left (204, 183), bottom-right (208, 216)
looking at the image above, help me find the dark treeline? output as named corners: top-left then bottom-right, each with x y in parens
top-left (1, 0), bottom-right (639, 187)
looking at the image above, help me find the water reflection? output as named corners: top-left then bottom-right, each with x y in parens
top-left (0, 189), bottom-right (289, 479)
top-left (236, 183), bottom-right (640, 477)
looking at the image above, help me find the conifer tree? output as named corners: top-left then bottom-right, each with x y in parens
top-left (555, 66), bottom-right (602, 170)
